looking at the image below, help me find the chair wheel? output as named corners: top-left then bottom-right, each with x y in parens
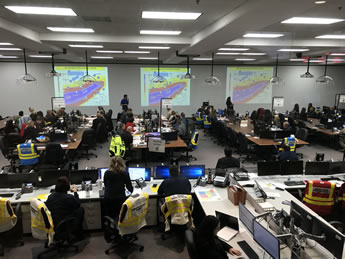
top-left (105, 250), bottom-right (109, 255)
top-left (161, 234), bottom-right (166, 240)
top-left (139, 246), bottom-right (144, 252)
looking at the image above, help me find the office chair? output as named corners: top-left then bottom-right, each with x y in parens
top-left (96, 121), bottom-right (108, 143)
top-left (237, 132), bottom-right (256, 161)
top-left (6, 133), bottom-right (22, 151)
top-left (43, 143), bottom-right (66, 168)
top-left (105, 109), bottom-right (114, 133)
top-left (78, 128), bottom-right (98, 160)
top-left (250, 110), bottom-right (257, 121)
top-left (0, 201), bottom-right (24, 256)
top-left (36, 217), bottom-right (79, 259)
top-left (0, 136), bottom-right (17, 170)
top-left (295, 128), bottom-right (308, 159)
top-left (185, 229), bottom-right (199, 259)
top-left (179, 130), bottom-right (199, 162)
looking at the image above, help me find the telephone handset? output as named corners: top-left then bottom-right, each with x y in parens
top-left (193, 176), bottom-right (207, 187)
top-left (135, 178), bottom-right (146, 189)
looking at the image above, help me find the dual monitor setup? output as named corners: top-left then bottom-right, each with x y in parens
top-left (257, 160), bottom-right (345, 176)
top-left (238, 201), bottom-right (344, 259)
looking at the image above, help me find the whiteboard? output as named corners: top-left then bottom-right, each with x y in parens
top-left (52, 97), bottom-right (66, 109)
top-left (273, 97), bottom-right (284, 108)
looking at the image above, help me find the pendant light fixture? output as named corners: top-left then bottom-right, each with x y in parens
top-left (270, 53), bottom-right (283, 85)
top-left (17, 48), bottom-right (37, 85)
top-left (80, 50), bottom-right (96, 83)
top-left (204, 53), bottom-right (220, 86)
top-left (184, 56), bottom-right (195, 79)
top-left (46, 54), bottom-right (61, 77)
top-left (300, 57), bottom-right (314, 78)
top-left (316, 55), bottom-right (334, 85)
top-left (152, 52), bottom-right (166, 83)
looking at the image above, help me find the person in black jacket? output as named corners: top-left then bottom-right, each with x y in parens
top-left (279, 144), bottom-right (298, 161)
top-left (216, 147), bottom-right (240, 169)
top-left (158, 164), bottom-right (191, 197)
top-left (45, 176), bottom-right (84, 240)
top-left (194, 215), bottom-right (241, 259)
top-left (103, 156), bottom-right (133, 218)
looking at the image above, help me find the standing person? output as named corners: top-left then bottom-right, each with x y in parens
top-left (226, 96), bottom-right (234, 117)
top-left (120, 95), bottom-right (129, 112)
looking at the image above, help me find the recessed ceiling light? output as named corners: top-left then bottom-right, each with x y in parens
top-left (142, 11), bottom-right (201, 20)
top-left (278, 49), bottom-right (310, 52)
top-left (235, 58), bottom-right (256, 61)
top-left (137, 57), bottom-right (158, 60)
top-left (244, 53), bottom-right (266, 55)
top-left (4, 6), bottom-right (77, 16)
top-left (29, 55), bottom-right (51, 58)
top-left (328, 58), bottom-right (344, 61)
top-left (0, 47), bottom-right (21, 50)
top-left (316, 35), bottom-right (345, 39)
top-left (96, 50), bottom-right (123, 53)
top-left (140, 30), bottom-right (181, 35)
top-left (91, 56), bottom-right (114, 59)
top-left (282, 17), bottom-right (343, 24)
top-left (0, 43), bottom-right (13, 45)
top-left (218, 48), bottom-right (249, 51)
top-left (69, 44), bottom-right (103, 48)
top-left (309, 60), bottom-right (324, 63)
top-left (290, 58), bottom-right (323, 63)
top-left (290, 59), bottom-right (305, 61)
top-left (216, 52), bottom-right (241, 55)
top-left (47, 27), bottom-right (94, 33)
top-left (124, 51), bottom-right (150, 54)
top-left (193, 57), bottom-right (212, 61)
top-left (0, 55), bottom-right (18, 58)
top-left (243, 33), bottom-right (284, 38)
top-left (315, 1), bottom-right (326, 4)
top-left (138, 46), bottom-right (170, 49)
top-left (330, 53), bottom-right (345, 56)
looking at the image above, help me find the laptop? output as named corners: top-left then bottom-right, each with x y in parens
top-left (215, 211), bottom-right (239, 241)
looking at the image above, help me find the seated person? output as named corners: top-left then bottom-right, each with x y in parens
top-left (169, 111), bottom-right (177, 125)
top-left (103, 156), bottom-right (133, 218)
top-left (23, 120), bottom-right (38, 141)
top-left (299, 107), bottom-right (308, 121)
top-left (120, 126), bottom-right (133, 149)
top-left (216, 147), bottom-right (240, 169)
top-left (279, 144), bottom-right (298, 161)
top-left (125, 117), bottom-right (135, 132)
top-left (181, 112), bottom-right (187, 126)
top-left (45, 110), bottom-right (57, 125)
top-left (92, 110), bottom-right (107, 130)
top-left (56, 107), bottom-right (66, 117)
top-left (34, 116), bottom-right (46, 133)
top-left (45, 176), bottom-right (84, 240)
top-left (308, 106), bottom-right (318, 118)
top-left (194, 215), bottom-right (241, 259)
top-left (158, 164), bottom-right (191, 197)
top-left (282, 121), bottom-right (292, 135)
top-left (176, 117), bottom-right (186, 137)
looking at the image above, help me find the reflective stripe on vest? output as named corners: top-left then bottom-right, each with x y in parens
top-left (109, 135), bottom-right (126, 157)
top-left (203, 115), bottom-right (211, 126)
top-left (17, 143), bottom-right (39, 165)
top-left (195, 112), bottom-right (203, 121)
top-left (282, 137), bottom-right (297, 152)
top-left (0, 198), bottom-right (16, 232)
top-left (190, 130), bottom-right (199, 146)
top-left (163, 195), bottom-right (192, 220)
top-left (338, 183), bottom-right (345, 209)
top-left (118, 193), bottom-right (148, 236)
top-left (303, 181), bottom-right (335, 215)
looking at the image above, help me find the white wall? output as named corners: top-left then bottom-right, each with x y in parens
top-left (0, 62), bottom-right (341, 117)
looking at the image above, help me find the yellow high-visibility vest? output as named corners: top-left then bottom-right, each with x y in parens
top-left (17, 143), bottom-right (39, 165)
top-left (0, 198), bottom-right (17, 232)
top-left (109, 135), bottom-right (126, 157)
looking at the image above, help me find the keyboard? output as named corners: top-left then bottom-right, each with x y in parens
top-left (237, 240), bottom-right (259, 259)
top-left (0, 193), bottom-right (14, 198)
top-left (320, 177), bottom-right (341, 181)
top-left (284, 181), bottom-right (305, 186)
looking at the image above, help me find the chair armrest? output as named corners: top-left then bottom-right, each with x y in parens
top-left (329, 221), bottom-right (345, 234)
top-left (14, 203), bottom-right (21, 218)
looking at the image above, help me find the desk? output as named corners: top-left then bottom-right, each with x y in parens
top-left (132, 135), bottom-right (187, 149)
top-left (305, 119), bottom-right (339, 136)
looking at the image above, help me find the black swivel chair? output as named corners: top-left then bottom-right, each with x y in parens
top-left (295, 128), bottom-right (308, 159)
top-left (43, 143), bottom-right (66, 168)
top-left (95, 122), bottom-right (108, 143)
top-left (237, 132), bottom-right (256, 161)
top-left (105, 109), bottom-right (114, 133)
top-left (6, 133), bottom-right (22, 152)
top-left (78, 129), bottom-right (98, 160)
top-left (0, 136), bottom-right (17, 170)
top-left (185, 229), bottom-right (198, 259)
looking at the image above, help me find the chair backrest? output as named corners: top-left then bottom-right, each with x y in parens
top-left (0, 136), bottom-right (9, 158)
top-left (96, 121), bottom-right (107, 142)
top-left (81, 128), bottom-right (97, 148)
top-left (54, 217), bottom-right (76, 243)
top-left (295, 128), bottom-right (308, 141)
top-left (185, 230), bottom-right (198, 259)
top-left (7, 133), bottom-right (22, 149)
top-left (250, 110), bottom-right (257, 121)
top-left (45, 143), bottom-right (64, 165)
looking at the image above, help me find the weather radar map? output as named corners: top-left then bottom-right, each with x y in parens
top-left (53, 66), bottom-right (109, 106)
top-left (140, 67), bottom-right (190, 106)
top-left (226, 67), bottom-right (273, 104)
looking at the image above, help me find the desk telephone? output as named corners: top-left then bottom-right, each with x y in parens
top-left (194, 176), bottom-right (207, 187)
top-left (135, 178), bottom-right (146, 189)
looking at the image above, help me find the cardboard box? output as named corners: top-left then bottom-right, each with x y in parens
top-left (227, 185), bottom-right (247, 205)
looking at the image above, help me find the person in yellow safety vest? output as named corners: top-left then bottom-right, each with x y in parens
top-left (17, 143), bottom-right (39, 165)
top-left (118, 192), bottom-right (148, 236)
top-left (30, 198), bottom-right (55, 245)
top-left (189, 130), bottom-right (199, 149)
top-left (160, 194), bottom-right (194, 232)
top-left (0, 198), bottom-right (17, 233)
top-left (303, 180), bottom-right (336, 217)
top-left (195, 112), bottom-right (203, 124)
top-left (109, 134), bottom-right (126, 157)
top-left (203, 115), bottom-right (211, 129)
top-left (279, 135), bottom-right (297, 152)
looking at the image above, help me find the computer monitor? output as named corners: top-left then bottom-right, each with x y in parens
top-left (329, 161), bottom-right (345, 174)
top-left (127, 167), bottom-right (151, 181)
top-left (180, 165), bottom-right (205, 179)
top-left (154, 166), bottom-right (170, 179)
top-left (257, 161), bottom-right (281, 176)
top-left (69, 169), bottom-right (98, 184)
top-left (305, 161), bottom-right (330, 175)
top-left (162, 131), bottom-right (178, 141)
top-left (98, 168), bottom-right (108, 181)
top-left (39, 169), bottom-right (69, 187)
top-left (312, 217), bottom-right (345, 259)
top-left (290, 200), bottom-right (314, 234)
top-left (7, 172), bottom-right (39, 188)
top-left (280, 160), bottom-right (303, 175)
top-left (215, 211), bottom-right (239, 231)
top-left (253, 220), bottom-right (280, 259)
top-left (239, 202), bottom-right (255, 234)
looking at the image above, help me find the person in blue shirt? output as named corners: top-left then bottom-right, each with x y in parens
top-left (279, 144), bottom-right (298, 161)
top-left (120, 94), bottom-right (129, 111)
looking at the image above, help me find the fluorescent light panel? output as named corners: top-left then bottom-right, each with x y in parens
top-left (328, 58), bottom-right (344, 61)
top-left (124, 51), bottom-right (150, 54)
top-left (216, 52), bottom-right (241, 55)
top-left (0, 43), bottom-right (13, 45)
top-left (315, 1), bottom-right (326, 4)
top-left (244, 53), bottom-right (266, 55)
top-left (216, 52), bottom-right (265, 56)
top-left (47, 27), bottom-right (94, 33)
top-left (140, 30), bottom-right (181, 35)
top-left (29, 55), bottom-right (51, 58)
top-left (282, 17), bottom-right (344, 24)
top-left (142, 11), bottom-right (201, 20)
top-left (330, 53), bottom-right (345, 56)
top-left (316, 35), bottom-right (345, 39)
top-left (91, 56), bottom-right (113, 59)
top-left (290, 59), bottom-right (323, 62)
top-left (235, 58), bottom-right (256, 61)
top-left (4, 6), bottom-right (77, 16)
top-left (69, 44), bottom-right (103, 48)
top-left (0, 47), bottom-right (21, 50)
top-left (278, 48), bottom-right (310, 52)
top-left (96, 50), bottom-right (123, 53)
top-left (243, 33), bottom-right (284, 38)
top-left (218, 48), bottom-right (249, 51)
top-left (290, 59), bottom-right (305, 61)
top-left (193, 58), bottom-right (212, 61)
top-left (0, 55), bottom-right (18, 58)
top-left (138, 46), bottom-right (170, 49)
top-left (137, 57), bottom-right (158, 60)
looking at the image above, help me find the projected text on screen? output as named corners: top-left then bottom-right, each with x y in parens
top-left (54, 66), bottom-right (109, 107)
top-left (226, 67), bottom-right (273, 104)
top-left (140, 67), bottom-right (190, 106)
